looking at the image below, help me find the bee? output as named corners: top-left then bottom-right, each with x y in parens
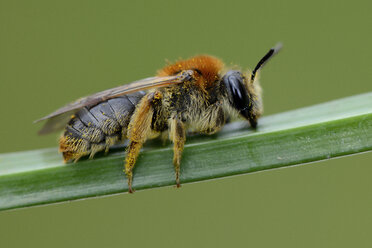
top-left (36, 43), bottom-right (281, 193)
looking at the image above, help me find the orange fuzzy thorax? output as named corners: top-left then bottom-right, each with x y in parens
top-left (157, 55), bottom-right (224, 90)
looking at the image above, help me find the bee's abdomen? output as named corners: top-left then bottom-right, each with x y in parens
top-left (60, 91), bottom-right (145, 161)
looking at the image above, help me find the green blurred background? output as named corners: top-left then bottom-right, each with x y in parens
top-left (0, 0), bottom-right (371, 247)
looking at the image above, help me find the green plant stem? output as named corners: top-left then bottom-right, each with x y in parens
top-left (1, 92), bottom-right (372, 211)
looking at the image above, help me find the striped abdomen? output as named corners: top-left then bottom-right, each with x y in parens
top-left (60, 91), bottom-right (145, 162)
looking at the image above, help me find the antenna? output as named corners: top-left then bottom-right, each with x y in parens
top-left (251, 43), bottom-right (282, 82)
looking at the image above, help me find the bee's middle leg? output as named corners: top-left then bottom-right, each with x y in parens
top-left (170, 117), bottom-right (186, 187)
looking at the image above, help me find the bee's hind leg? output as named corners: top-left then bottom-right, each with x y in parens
top-left (125, 92), bottom-right (158, 193)
top-left (169, 116), bottom-right (186, 188)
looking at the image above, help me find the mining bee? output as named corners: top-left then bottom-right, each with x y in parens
top-left (36, 43), bottom-right (281, 193)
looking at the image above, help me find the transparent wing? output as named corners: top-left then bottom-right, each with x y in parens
top-left (35, 70), bottom-right (194, 135)
top-left (37, 111), bottom-right (77, 135)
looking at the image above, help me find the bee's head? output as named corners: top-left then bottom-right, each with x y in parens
top-left (222, 43), bottom-right (282, 128)
top-left (222, 70), bottom-right (261, 128)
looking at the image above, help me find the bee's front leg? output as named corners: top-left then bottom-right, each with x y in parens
top-left (169, 116), bottom-right (186, 188)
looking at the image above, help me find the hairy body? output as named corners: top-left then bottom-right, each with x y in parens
top-left (59, 55), bottom-right (263, 192)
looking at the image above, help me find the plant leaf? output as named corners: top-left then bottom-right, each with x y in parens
top-left (1, 92), bottom-right (372, 211)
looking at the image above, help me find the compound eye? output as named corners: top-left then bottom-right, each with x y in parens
top-left (223, 71), bottom-right (251, 120)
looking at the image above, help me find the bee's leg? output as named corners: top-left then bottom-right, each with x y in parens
top-left (125, 92), bottom-right (159, 193)
top-left (169, 116), bottom-right (186, 188)
top-left (125, 141), bottom-right (143, 193)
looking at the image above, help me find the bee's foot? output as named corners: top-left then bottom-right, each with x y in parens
top-left (176, 180), bottom-right (181, 188)
top-left (128, 186), bottom-right (135, 194)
